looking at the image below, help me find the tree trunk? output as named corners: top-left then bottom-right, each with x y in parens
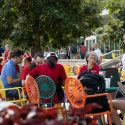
top-left (31, 40), bottom-right (42, 57)
top-left (31, 15), bottom-right (43, 57)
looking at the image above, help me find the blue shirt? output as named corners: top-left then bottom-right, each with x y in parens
top-left (1, 60), bottom-right (22, 88)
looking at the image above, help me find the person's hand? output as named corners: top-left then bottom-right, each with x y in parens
top-left (116, 63), bottom-right (121, 68)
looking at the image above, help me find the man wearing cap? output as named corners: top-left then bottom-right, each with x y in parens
top-left (29, 52), bottom-right (67, 102)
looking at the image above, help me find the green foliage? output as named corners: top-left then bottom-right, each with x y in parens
top-left (0, 0), bottom-right (102, 51)
top-left (95, 0), bottom-right (125, 45)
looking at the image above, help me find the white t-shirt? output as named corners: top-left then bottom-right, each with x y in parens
top-left (122, 53), bottom-right (125, 72)
top-left (94, 48), bottom-right (102, 61)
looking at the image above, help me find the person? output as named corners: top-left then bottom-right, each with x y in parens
top-left (116, 34), bottom-right (125, 81)
top-left (118, 34), bottom-right (125, 72)
top-left (3, 44), bottom-right (11, 62)
top-left (79, 42), bottom-right (87, 59)
top-left (105, 47), bottom-right (111, 59)
top-left (105, 47), bottom-right (110, 53)
top-left (65, 46), bottom-right (70, 59)
top-left (78, 51), bottom-right (109, 114)
top-left (92, 42), bottom-right (102, 65)
top-left (110, 100), bottom-right (125, 125)
top-left (0, 46), bottom-right (4, 57)
top-left (110, 34), bottom-right (125, 125)
top-left (29, 52), bottom-right (45, 71)
top-left (0, 57), bottom-right (4, 75)
top-left (70, 44), bottom-right (78, 59)
top-left (20, 56), bottom-right (32, 86)
top-left (1, 50), bottom-right (24, 98)
top-left (79, 51), bottom-right (100, 74)
top-left (29, 52), bottom-right (67, 102)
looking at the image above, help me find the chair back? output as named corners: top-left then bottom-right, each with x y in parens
top-left (0, 79), bottom-right (6, 99)
top-left (118, 82), bottom-right (125, 95)
top-left (36, 75), bottom-right (56, 100)
top-left (65, 77), bottom-right (112, 125)
top-left (64, 77), bottom-right (86, 109)
top-left (105, 68), bottom-right (120, 87)
top-left (25, 75), bottom-right (40, 106)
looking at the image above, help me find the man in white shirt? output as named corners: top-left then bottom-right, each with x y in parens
top-left (93, 42), bottom-right (102, 65)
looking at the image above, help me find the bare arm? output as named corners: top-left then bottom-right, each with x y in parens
top-left (61, 80), bottom-right (65, 86)
top-left (7, 76), bottom-right (20, 84)
top-left (99, 56), bottom-right (102, 65)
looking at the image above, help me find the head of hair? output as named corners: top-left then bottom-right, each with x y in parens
top-left (85, 51), bottom-right (98, 63)
top-left (9, 50), bottom-right (24, 58)
top-left (5, 44), bottom-right (10, 48)
top-left (24, 57), bottom-right (32, 63)
top-left (34, 52), bottom-right (44, 59)
top-left (93, 42), bottom-right (98, 49)
top-left (0, 57), bottom-right (3, 63)
top-left (81, 42), bottom-right (84, 45)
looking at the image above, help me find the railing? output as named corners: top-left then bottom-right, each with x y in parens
top-left (102, 50), bottom-right (121, 59)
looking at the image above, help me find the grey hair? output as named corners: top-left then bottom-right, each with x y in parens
top-left (85, 51), bottom-right (98, 63)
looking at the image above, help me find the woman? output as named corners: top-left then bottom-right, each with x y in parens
top-left (29, 52), bottom-right (67, 102)
top-left (20, 56), bottom-right (32, 86)
top-left (78, 51), bottom-right (109, 114)
top-left (79, 51), bottom-right (100, 74)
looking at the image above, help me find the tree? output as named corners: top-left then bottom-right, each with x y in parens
top-left (0, 0), bottom-right (102, 55)
top-left (95, 0), bottom-right (125, 45)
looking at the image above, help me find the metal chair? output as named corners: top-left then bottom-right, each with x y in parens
top-left (36, 75), bottom-right (56, 107)
top-left (105, 68), bottom-right (119, 94)
top-left (105, 68), bottom-right (120, 87)
top-left (64, 77), bottom-right (86, 109)
top-left (25, 75), bottom-right (40, 107)
top-left (0, 79), bottom-right (26, 106)
top-left (36, 75), bottom-right (67, 116)
top-left (65, 77), bottom-right (112, 125)
top-left (115, 81), bottom-right (125, 99)
top-left (0, 79), bottom-right (6, 99)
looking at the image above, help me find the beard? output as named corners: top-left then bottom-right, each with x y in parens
top-left (47, 58), bottom-right (57, 68)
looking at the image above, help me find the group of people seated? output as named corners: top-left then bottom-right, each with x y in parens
top-left (0, 37), bottom-right (125, 125)
top-left (0, 49), bottom-right (67, 103)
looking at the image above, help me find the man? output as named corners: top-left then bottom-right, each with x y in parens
top-left (92, 42), bottom-right (102, 65)
top-left (1, 50), bottom-right (24, 98)
top-left (70, 44), bottom-right (78, 59)
top-left (79, 42), bottom-right (87, 59)
top-left (29, 52), bottom-right (45, 71)
top-left (29, 52), bottom-right (67, 102)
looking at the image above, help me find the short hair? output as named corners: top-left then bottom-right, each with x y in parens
top-left (0, 57), bottom-right (3, 63)
top-left (81, 42), bottom-right (84, 45)
top-left (85, 51), bottom-right (98, 63)
top-left (9, 50), bottom-right (24, 58)
top-left (34, 52), bottom-right (44, 59)
top-left (5, 44), bottom-right (10, 48)
top-left (24, 56), bottom-right (32, 62)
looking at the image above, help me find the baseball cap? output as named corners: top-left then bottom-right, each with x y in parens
top-left (46, 52), bottom-right (58, 59)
